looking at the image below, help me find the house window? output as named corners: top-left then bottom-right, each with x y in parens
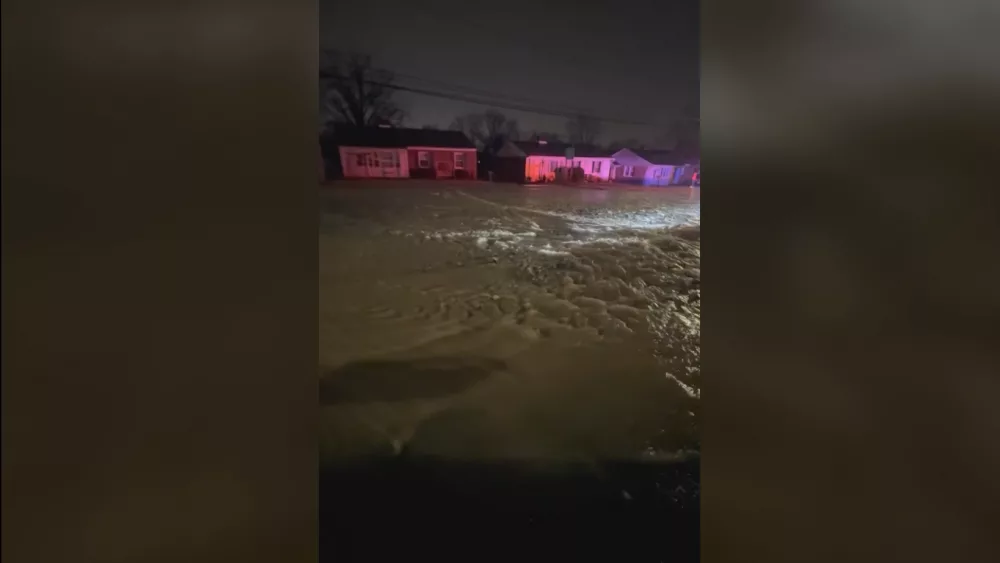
top-left (418, 151), bottom-right (430, 168)
top-left (454, 152), bottom-right (466, 169)
top-left (591, 161), bottom-right (602, 173)
top-left (355, 153), bottom-right (366, 166)
top-left (623, 165), bottom-right (634, 177)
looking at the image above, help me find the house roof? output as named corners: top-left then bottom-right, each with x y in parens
top-left (630, 149), bottom-right (675, 165)
top-left (613, 147), bottom-right (700, 166)
top-left (322, 126), bottom-right (476, 149)
top-left (511, 141), bottom-right (612, 158)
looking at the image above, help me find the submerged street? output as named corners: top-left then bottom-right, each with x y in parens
top-left (320, 181), bottom-right (701, 465)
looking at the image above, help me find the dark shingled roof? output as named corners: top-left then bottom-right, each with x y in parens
top-left (512, 141), bottom-right (612, 158)
top-left (323, 126), bottom-right (476, 149)
top-left (632, 148), bottom-right (700, 165)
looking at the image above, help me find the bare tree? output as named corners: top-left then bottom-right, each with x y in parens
top-left (449, 110), bottom-right (519, 154)
top-left (449, 113), bottom-right (486, 148)
top-left (320, 50), bottom-right (405, 130)
top-left (566, 113), bottom-right (602, 145)
top-left (481, 110), bottom-right (520, 153)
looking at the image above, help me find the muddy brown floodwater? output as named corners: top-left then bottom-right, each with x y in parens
top-left (320, 181), bottom-right (701, 466)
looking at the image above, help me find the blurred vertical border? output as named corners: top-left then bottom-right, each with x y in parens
top-left (2, 1), bottom-right (317, 562)
top-left (703, 1), bottom-right (1000, 562)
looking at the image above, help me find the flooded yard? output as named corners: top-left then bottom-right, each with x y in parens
top-left (319, 180), bottom-right (701, 466)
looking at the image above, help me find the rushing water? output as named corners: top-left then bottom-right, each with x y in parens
top-left (320, 181), bottom-right (701, 466)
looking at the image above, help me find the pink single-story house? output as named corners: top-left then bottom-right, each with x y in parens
top-left (494, 140), bottom-right (615, 183)
top-left (609, 148), bottom-right (700, 186)
top-left (323, 126), bottom-right (477, 180)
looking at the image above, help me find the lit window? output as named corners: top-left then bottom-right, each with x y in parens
top-left (418, 151), bottom-right (430, 168)
top-left (454, 152), bottom-right (466, 169)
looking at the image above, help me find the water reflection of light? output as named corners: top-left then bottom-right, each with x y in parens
top-left (566, 205), bottom-right (701, 232)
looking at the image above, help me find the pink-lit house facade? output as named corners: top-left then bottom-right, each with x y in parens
top-left (495, 141), bottom-right (615, 183)
top-left (323, 126), bottom-right (477, 180)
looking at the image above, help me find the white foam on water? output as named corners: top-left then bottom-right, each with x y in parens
top-left (456, 189), bottom-right (700, 233)
top-left (665, 372), bottom-right (700, 399)
top-left (532, 245), bottom-right (571, 256)
top-left (563, 236), bottom-right (649, 247)
top-left (559, 205), bottom-right (701, 233)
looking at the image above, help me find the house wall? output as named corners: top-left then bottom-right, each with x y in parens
top-left (524, 156), bottom-right (613, 182)
top-left (525, 156), bottom-right (556, 182)
top-left (643, 165), bottom-right (676, 186)
top-left (673, 164), bottom-right (698, 184)
top-left (338, 147), bottom-right (409, 178)
top-left (407, 148), bottom-right (477, 179)
top-left (572, 157), bottom-right (614, 181)
top-left (636, 165), bottom-right (702, 186)
top-left (613, 164), bottom-right (649, 185)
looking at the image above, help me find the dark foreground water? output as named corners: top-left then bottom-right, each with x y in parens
top-left (320, 180), bottom-right (701, 560)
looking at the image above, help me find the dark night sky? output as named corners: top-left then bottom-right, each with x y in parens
top-left (320, 0), bottom-right (698, 146)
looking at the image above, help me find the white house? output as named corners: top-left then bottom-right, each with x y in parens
top-left (610, 148), bottom-right (699, 186)
top-left (495, 141), bottom-right (615, 183)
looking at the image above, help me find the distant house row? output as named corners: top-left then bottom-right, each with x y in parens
top-left (494, 140), bottom-right (698, 186)
top-left (320, 126), bottom-right (698, 187)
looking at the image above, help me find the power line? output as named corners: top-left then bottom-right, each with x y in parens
top-left (323, 71), bottom-right (697, 127)
top-left (387, 70), bottom-right (699, 125)
top-left (398, 3), bottom-right (699, 117)
top-left (383, 69), bottom-right (595, 116)
top-left (322, 49), bottom-right (588, 114)
top-left (321, 49), bottom-right (699, 127)
top-left (375, 81), bottom-right (683, 127)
